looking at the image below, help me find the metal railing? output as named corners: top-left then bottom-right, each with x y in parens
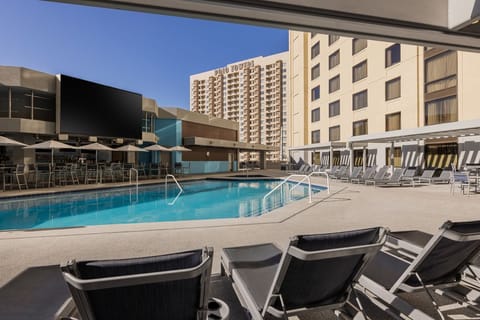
top-left (129, 168), bottom-right (138, 188)
top-left (262, 174), bottom-right (312, 213)
top-left (165, 174), bottom-right (183, 192)
top-left (308, 171), bottom-right (330, 194)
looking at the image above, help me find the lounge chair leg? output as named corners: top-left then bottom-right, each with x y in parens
top-left (350, 284), bottom-right (367, 320)
top-left (414, 273), bottom-right (446, 320)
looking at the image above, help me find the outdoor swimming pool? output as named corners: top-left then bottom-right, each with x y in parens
top-left (0, 179), bottom-right (325, 230)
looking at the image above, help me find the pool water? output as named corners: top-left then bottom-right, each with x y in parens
top-left (0, 179), bottom-right (325, 230)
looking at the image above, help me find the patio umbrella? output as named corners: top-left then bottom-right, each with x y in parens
top-left (169, 146), bottom-right (192, 152)
top-left (0, 136), bottom-right (27, 147)
top-left (114, 145), bottom-right (147, 152)
top-left (144, 144), bottom-right (171, 152)
top-left (24, 140), bottom-right (77, 166)
top-left (78, 142), bottom-right (114, 164)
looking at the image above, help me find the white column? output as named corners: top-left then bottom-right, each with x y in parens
top-left (362, 146), bottom-right (367, 172)
top-left (329, 146), bottom-right (333, 170)
top-left (349, 143), bottom-right (354, 175)
top-left (390, 141), bottom-right (395, 172)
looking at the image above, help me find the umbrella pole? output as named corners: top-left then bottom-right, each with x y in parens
top-left (51, 149), bottom-right (54, 168)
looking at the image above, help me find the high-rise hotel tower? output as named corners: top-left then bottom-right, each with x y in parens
top-left (190, 52), bottom-right (289, 165)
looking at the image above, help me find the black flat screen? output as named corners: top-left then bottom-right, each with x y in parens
top-left (60, 75), bottom-right (142, 139)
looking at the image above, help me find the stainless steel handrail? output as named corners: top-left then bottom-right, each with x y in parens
top-left (165, 174), bottom-right (183, 192)
top-left (262, 174), bottom-right (312, 213)
top-left (129, 168), bottom-right (138, 188)
top-left (308, 171), bottom-right (330, 194)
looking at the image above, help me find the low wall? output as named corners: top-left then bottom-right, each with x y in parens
top-left (181, 161), bottom-right (237, 174)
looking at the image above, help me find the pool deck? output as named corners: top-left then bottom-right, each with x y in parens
top-left (1, 170), bottom-right (479, 318)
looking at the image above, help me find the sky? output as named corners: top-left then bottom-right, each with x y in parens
top-left (0, 0), bottom-right (288, 109)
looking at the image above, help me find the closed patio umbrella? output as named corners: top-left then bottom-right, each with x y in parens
top-left (24, 140), bottom-right (77, 166)
top-left (114, 145), bottom-right (147, 152)
top-left (168, 146), bottom-right (192, 152)
top-left (0, 136), bottom-right (27, 147)
top-left (144, 144), bottom-right (171, 152)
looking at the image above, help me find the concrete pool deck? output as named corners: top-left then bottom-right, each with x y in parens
top-left (1, 170), bottom-right (479, 318)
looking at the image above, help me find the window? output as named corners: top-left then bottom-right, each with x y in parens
top-left (386, 77), bottom-right (401, 100)
top-left (386, 43), bottom-right (401, 67)
top-left (311, 86), bottom-right (320, 101)
top-left (329, 100), bottom-right (340, 117)
top-left (385, 112), bottom-right (401, 131)
top-left (11, 87), bottom-right (31, 119)
top-left (329, 75), bottom-right (340, 93)
top-left (329, 50), bottom-right (340, 69)
top-left (386, 147), bottom-right (402, 167)
top-left (328, 34), bottom-right (340, 45)
top-left (311, 41), bottom-right (320, 59)
top-left (352, 119), bottom-right (368, 136)
top-left (329, 125), bottom-right (340, 142)
top-left (425, 96), bottom-right (458, 125)
top-left (424, 143), bottom-right (458, 168)
top-left (311, 130), bottom-right (320, 143)
top-left (352, 60), bottom-right (367, 82)
top-left (352, 38), bottom-right (367, 54)
top-left (31, 91), bottom-right (55, 122)
top-left (311, 64), bottom-right (320, 80)
top-left (352, 90), bottom-right (368, 110)
top-left (425, 51), bottom-right (457, 93)
top-left (311, 108), bottom-right (320, 122)
top-left (0, 86), bottom-right (8, 118)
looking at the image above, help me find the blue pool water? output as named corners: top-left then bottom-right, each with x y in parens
top-left (0, 179), bottom-right (325, 230)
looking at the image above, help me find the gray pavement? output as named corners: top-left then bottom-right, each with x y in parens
top-left (1, 170), bottom-right (479, 319)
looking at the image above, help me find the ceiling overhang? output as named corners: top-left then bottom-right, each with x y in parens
top-left (47, 0), bottom-right (480, 51)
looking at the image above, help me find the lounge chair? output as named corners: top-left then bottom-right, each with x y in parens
top-left (330, 166), bottom-right (348, 179)
top-left (361, 220), bottom-right (480, 319)
top-left (220, 227), bottom-right (388, 319)
top-left (403, 168), bottom-right (434, 184)
top-left (364, 166), bottom-right (388, 185)
top-left (351, 167), bottom-right (376, 184)
top-left (366, 168), bottom-right (413, 187)
top-left (418, 169), bottom-right (451, 184)
top-left (59, 247), bottom-right (229, 320)
top-left (341, 166), bottom-right (362, 182)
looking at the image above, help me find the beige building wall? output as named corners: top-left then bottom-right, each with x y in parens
top-left (458, 51), bottom-right (480, 121)
top-left (190, 52), bottom-right (289, 163)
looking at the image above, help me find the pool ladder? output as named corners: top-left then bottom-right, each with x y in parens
top-left (262, 175), bottom-right (313, 213)
top-left (129, 168), bottom-right (139, 203)
top-left (165, 174), bottom-right (183, 205)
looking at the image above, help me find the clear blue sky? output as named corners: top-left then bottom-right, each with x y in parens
top-left (0, 0), bottom-right (288, 109)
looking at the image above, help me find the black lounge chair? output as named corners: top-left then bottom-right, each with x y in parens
top-left (59, 247), bottom-right (228, 320)
top-left (220, 227), bottom-right (389, 319)
top-left (362, 220), bottom-right (480, 319)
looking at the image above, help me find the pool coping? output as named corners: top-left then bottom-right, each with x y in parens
top-left (0, 177), bottom-right (335, 239)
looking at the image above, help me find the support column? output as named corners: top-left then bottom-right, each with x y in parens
top-left (329, 145), bottom-right (333, 170)
top-left (390, 141), bottom-right (395, 172)
top-left (362, 146), bottom-right (367, 172)
top-left (349, 143), bottom-right (354, 175)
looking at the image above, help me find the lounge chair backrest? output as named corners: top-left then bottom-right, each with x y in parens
top-left (389, 168), bottom-right (405, 182)
top-left (399, 220), bottom-right (480, 289)
top-left (351, 167), bottom-right (362, 178)
top-left (61, 248), bottom-right (213, 320)
top-left (265, 227), bottom-right (387, 314)
top-left (403, 168), bottom-right (416, 178)
top-left (373, 167), bottom-right (388, 180)
top-left (361, 167), bottom-right (375, 179)
top-left (297, 164), bottom-right (306, 172)
top-left (438, 170), bottom-right (451, 179)
top-left (420, 169), bottom-right (435, 178)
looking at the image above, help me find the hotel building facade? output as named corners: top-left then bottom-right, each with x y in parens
top-left (190, 52), bottom-right (289, 165)
top-left (288, 31), bottom-right (480, 169)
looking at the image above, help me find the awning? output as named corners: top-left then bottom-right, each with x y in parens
top-left (349, 119), bottom-right (480, 144)
top-left (288, 142), bottom-right (347, 152)
top-left (183, 136), bottom-right (276, 152)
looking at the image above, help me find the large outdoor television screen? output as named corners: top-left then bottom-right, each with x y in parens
top-left (59, 75), bottom-right (142, 139)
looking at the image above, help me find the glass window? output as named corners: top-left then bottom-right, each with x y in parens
top-left (386, 77), bottom-right (401, 100)
top-left (386, 43), bottom-right (401, 67)
top-left (352, 90), bottom-right (368, 110)
top-left (352, 38), bottom-right (367, 54)
top-left (311, 108), bottom-right (320, 122)
top-left (385, 112), bottom-right (401, 131)
top-left (386, 147), bottom-right (402, 167)
top-left (329, 75), bottom-right (340, 93)
top-left (328, 34), bottom-right (340, 45)
top-left (311, 63), bottom-right (320, 80)
top-left (311, 41), bottom-right (320, 59)
top-left (329, 125), bottom-right (340, 142)
top-left (0, 86), bottom-right (8, 118)
top-left (31, 91), bottom-right (55, 122)
top-left (311, 86), bottom-right (320, 101)
top-left (424, 143), bottom-right (458, 168)
top-left (425, 96), bottom-right (458, 125)
top-left (329, 100), bottom-right (340, 117)
top-left (425, 51), bottom-right (457, 93)
top-left (352, 119), bottom-right (368, 136)
top-left (311, 130), bottom-right (320, 143)
top-left (352, 60), bottom-right (367, 82)
top-left (329, 50), bottom-right (340, 69)
top-left (11, 88), bottom-right (31, 119)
